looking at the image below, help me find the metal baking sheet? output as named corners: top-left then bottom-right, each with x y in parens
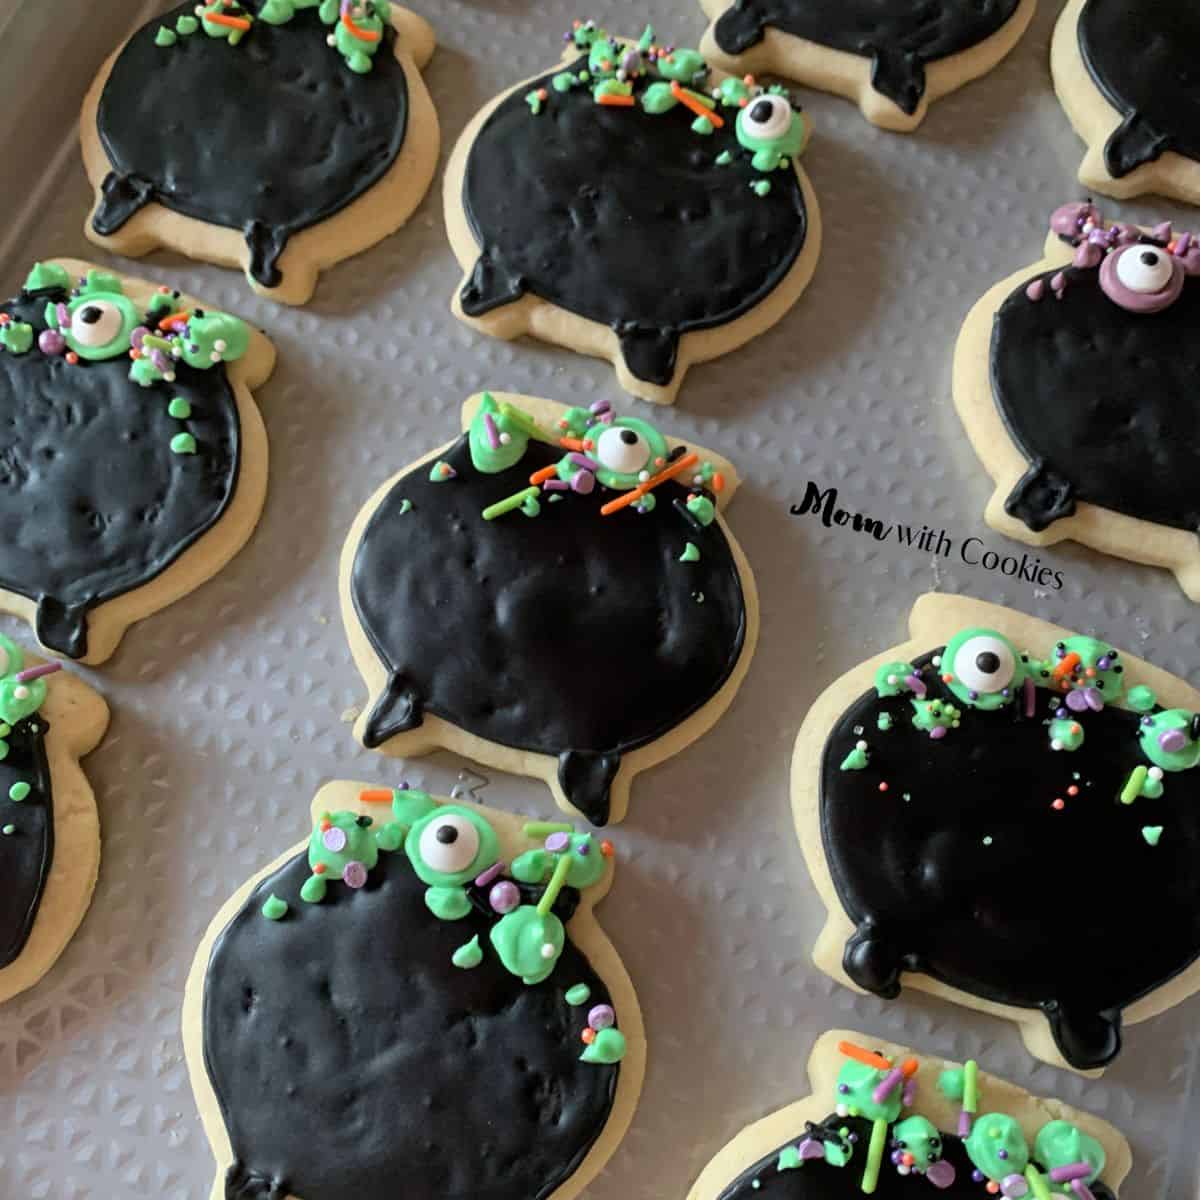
top-left (1, 1), bottom-right (1198, 1197)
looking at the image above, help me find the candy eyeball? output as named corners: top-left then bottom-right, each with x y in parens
top-left (597, 425), bottom-right (651, 474)
top-left (1099, 241), bottom-right (1184, 313)
top-left (406, 804), bottom-right (500, 886)
top-left (419, 813), bottom-right (480, 874)
top-left (740, 94), bottom-right (792, 142)
top-left (589, 417), bottom-right (669, 489)
top-left (61, 291), bottom-right (140, 361)
top-left (1118, 246), bottom-right (1174, 293)
top-left (71, 301), bottom-right (124, 347)
top-left (943, 627), bottom-right (1025, 710)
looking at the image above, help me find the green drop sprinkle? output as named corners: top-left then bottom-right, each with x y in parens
top-left (168, 397), bottom-right (192, 420)
top-left (679, 542), bottom-right (701, 563)
top-left (1142, 825), bottom-right (1164, 847)
top-left (176, 14), bottom-right (199, 35)
top-left (715, 150), bottom-right (733, 166)
top-left (752, 180), bottom-right (772, 197)
top-left (261, 894), bottom-right (289, 921)
top-left (8, 782), bottom-right (30, 802)
top-left (398, 498), bottom-right (413, 515)
top-left (877, 713), bottom-right (893, 731)
top-left (2, 824), bottom-right (14, 836)
top-left (452, 935), bottom-right (484, 970)
top-left (170, 432), bottom-right (197, 455)
top-left (429, 461), bottom-right (456, 483)
top-left (565, 983), bottom-right (591, 1007)
top-left (155, 26), bottom-right (178, 47)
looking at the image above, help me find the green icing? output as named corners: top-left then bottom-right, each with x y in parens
top-left (641, 81), bottom-right (679, 114)
top-left (1139, 709), bottom-right (1200, 771)
top-left (0, 321), bottom-right (33, 354)
top-left (692, 115), bottom-right (715, 136)
top-left (1127, 685), bottom-right (1156, 713)
top-left (511, 833), bottom-right (605, 889)
top-left (452, 935), bottom-right (484, 969)
top-left (680, 542), bottom-right (701, 562)
top-left (490, 906), bottom-right (565, 984)
top-left (8, 782), bottom-right (30, 802)
top-left (823, 1130), bottom-right (854, 1168)
top-left (717, 76), bottom-right (754, 107)
top-left (258, 0), bottom-right (324, 22)
top-left (425, 885), bottom-right (472, 921)
top-left (168, 397), bottom-right (193, 420)
top-left (521, 495), bottom-right (541, 518)
top-left (176, 14), bottom-right (199, 35)
top-left (580, 1026), bottom-right (626, 1064)
top-left (656, 47), bottom-right (708, 85)
top-left (1034, 1120), bottom-right (1103, 1191)
top-left (1142, 825), bottom-right (1164, 846)
top-left (776, 1146), bottom-right (802, 1172)
top-left (942, 627), bottom-right (1026, 711)
top-left (469, 393), bottom-right (530, 474)
top-left (892, 1115), bottom-right (943, 1171)
top-left (751, 179), bottom-right (772, 197)
top-left (715, 150), bottom-right (733, 166)
top-left (170, 433), bottom-right (198, 455)
top-left (429, 461), bottom-right (456, 483)
top-left (1049, 717), bottom-right (1085, 752)
top-left (840, 741), bottom-right (869, 771)
top-left (1053, 636), bottom-right (1126, 702)
top-left (737, 94), bottom-right (805, 172)
top-left (398, 498), bottom-right (413, 514)
top-left (403, 801), bottom-right (500, 888)
top-left (300, 874), bottom-right (327, 903)
top-left (877, 713), bottom-right (893, 731)
top-left (834, 1060), bottom-right (902, 1124)
top-left (565, 983), bottom-right (591, 1007)
top-left (390, 787), bottom-right (438, 829)
top-left (261, 894), bottom-right (289, 920)
top-left (875, 662), bottom-right (918, 697)
top-left (2, 824), bottom-right (15, 836)
top-left (0, 639), bottom-right (48, 727)
top-left (526, 90), bottom-right (545, 114)
top-left (938, 1067), bottom-right (965, 1102)
top-left (965, 1113), bottom-right (1029, 1181)
top-left (23, 262), bottom-right (70, 292)
top-left (911, 698), bottom-right (961, 735)
top-left (155, 26), bottom-right (178, 47)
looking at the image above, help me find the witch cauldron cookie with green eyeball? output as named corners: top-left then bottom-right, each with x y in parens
top-left (0, 636), bottom-right (108, 1006)
top-left (445, 18), bottom-right (821, 404)
top-left (185, 782), bottom-right (644, 1200)
top-left (792, 593), bottom-right (1200, 1073)
top-left (80, 1), bottom-right (439, 304)
top-left (340, 391), bottom-right (758, 827)
top-left (688, 1031), bottom-right (1131, 1200)
top-left (0, 259), bottom-right (273, 663)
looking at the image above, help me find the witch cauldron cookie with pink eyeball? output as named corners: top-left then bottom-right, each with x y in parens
top-left (954, 202), bottom-right (1200, 601)
top-left (185, 783), bottom-right (644, 1200)
top-left (445, 19), bottom-right (821, 404)
top-left (793, 594), bottom-right (1200, 1073)
top-left (698, 0), bottom-right (1036, 133)
top-left (689, 1032), bottom-right (1131, 1200)
top-left (81, 1), bottom-right (439, 305)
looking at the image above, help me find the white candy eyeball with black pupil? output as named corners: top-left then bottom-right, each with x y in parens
top-left (70, 301), bottom-right (124, 347)
top-left (953, 636), bottom-right (1016, 694)
top-left (597, 425), bottom-right (651, 474)
top-left (419, 815), bottom-right (480, 873)
top-left (1117, 246), bottom-right (1174, 294)
top-left (743, 94), bottom-right (792, 140)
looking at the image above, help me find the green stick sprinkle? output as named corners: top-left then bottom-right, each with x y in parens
top-left (1024, 1165), bottom-right (1052, 1200)
top-left (523, 821), bottom-right (574, 838)
top-left (862, 1117), bottom-right (888, 1194)
top-left (536, 851), bottom-right (574, 917)
top-left (1120, 765), bottom-right (1147, 806)
top-left (565, 983), bottom-right (591, 1007)
top-left (963, 1060), bottom-right (978, 1114)
top-left (483, 486), bottom-right (540, 521)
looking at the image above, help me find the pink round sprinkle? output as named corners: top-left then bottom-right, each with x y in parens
top-left (342, 861), bottom-right (368, 889)
top-left (1159, 729), bottom-right (1187, 753)
top-left (38, 329), bottom-right (66, 356)
top-left (588, 1004), bottom-right (615, 1031)
top-left (926, 1161), bottom-right (957, 1189)
top-left (490, 881), bottom-right (520, 914)
top-left (323, 827), bottom-right (348, 853)
top-left (545, 832), bottom-right (571, 853)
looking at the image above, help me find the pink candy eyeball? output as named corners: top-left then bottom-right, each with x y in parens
top-left (1099, 243), bottom-right (1184, 313)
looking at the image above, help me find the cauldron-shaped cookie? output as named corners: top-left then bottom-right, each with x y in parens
top-left (794, 596), bottom-right (1200, 1071)
top-left (341, 392), bottom-right (757, 826)
top-left (446, 21), bottom-right (819, 404)
top-left (1053, 0), bottom-right (1200, 205)
top-left (700, 0), bottom-right (1034, 132)
top-left (954, 203), bottom-right (1200, 602)
top-left (0, 259), bottom-right (271, 662)
top-left (0, 637), bottom-right (108, 1004)
top-left (688, 1032), bottom-right (1130, 1200)
top-left (82, 1), bottom-right (438, 304)
top-left (186, 784), bottom-right (644, 1200)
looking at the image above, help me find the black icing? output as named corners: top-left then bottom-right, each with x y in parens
top-left (460, 55), bottom-right (808, 386)
top-left (0, 286), bottom-right (241, 659)
top-left (349, 434), bottom-right (747, 826)
top-left (990, 267), bottom-right (1200, 535)
top-left (714, 1115), bottom-right (1118, 1199)
top-left (1079, 0), bottom-right (1200, 178)
top-left (820, 650), bottom-right (1200, 1070)
top-left (95, 2), bottom-right (409, 288)
top-left (713, 1), bottom-right (1021, 115)
top-left (203, 843), bottom-right (617, 1200)
top-left (0, 715), bottom-right (53, 969)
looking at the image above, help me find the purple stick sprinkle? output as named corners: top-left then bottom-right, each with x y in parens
top-left (589, 399), bottom-right (612, 415)
top-left (542, 480), bottom-right (570, 492)
top-left (483, 412), bottom-right (500, 450)
top-left (905, 673), bottom-right (926, 698)
top-left (474, 861), bottom-right (505, 888)
top-left (568, 452), bottom-right (601, 471)
top-left (14, 663), bottom-right (62, 684)
top-left (1051, 1164), bottom-right (1094, 1184)
top-left (958, 1112), bottom-right (972, 1138)
top-left (872, 1067), bottom-right (904, 1104)
top-left (1024, 676), bottom-right (1036, 718)
top-left (902, 1080), bottom-right (916, 1107)
top-left (1069, 1182), bottom-right (1096, 1200)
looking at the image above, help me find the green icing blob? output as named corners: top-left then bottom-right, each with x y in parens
top-left (656, 48), bottom-right (708, 85)
top-left (942, 627), bottom-right (1026, 711)
top-left (403, 802), bottom-right (500, 887)
top-left (824, 1131), bottom-right (854, 1168)
top-left (511, 834), bottom-right (605, 889)
top-left (176, 14), bottom-right (199, 35)
top-left (176, 309), bottom-right (250, 369)
top-left (715, 150), bottom-right (733, 166)
top-left (938, 1067), bottom-right (965, 1102)
top-left (692, 115), bottom-right (715, 136)
top-left (24, 262), bottom-right (70, 292)
top-left (737, 97), bottom-right (805, 172)
top-left (552, 71), bottom-right (579, 94)
top-left (0, 742), bottom-right (8, 762)
top-left (9, 782), bottom-right (30, 802)
top-left (398, 498), bottom-right (413, 515)
top-left (170, 433), bottom-right (198, 455)
top-left (751, 180), bottom-right (772, 197)
top-left (526, 90), bottom-right (545, 115)
top-left (965, 1113), bottom-right (1029, 1182)
top-left (892, 1115), bottom-right (944, 1171)
top-left (834, 1060), bottom-right (902, 1124)
top-left (877, 713), bottom-right (893, 731)
top-left (307, 811), bottom-right (383, 884)
top-left (1141, 772), bottom-right (1164, 800)
top-left (581, 1027), bottom-right (626, 1064)
top-left (155, 26), bottom-right (178, 47)
top-left (1126, 685), bottom-right (1156, 713)
top-left (1034, 1120), bottom-right (1103, 1191)
top-left (452, 935), bottom-right (484, 969)
top-left (641, 81), bottom-right (679, 114)
top-left (1049, 717), bottom-right (1085, 752)
top-left (469, 393), bottom-right (530, 474)
top-left (258, 0), bottom-right (323, 22)
top-left (777, 1146), bottom-right (802, 1172)
top-left (911, 698), bottom-right (961, 735)
top-left (686, 497), bottom-right (716, 528)
top-left (391, 787), bottom-right (438, 830)
top-left (521, 495), bottom-right (541, 518)
top-left (300, 874), bottom-right (327, 903)
top-left (1142, 825), bottom-right (1164, 846)
top-left (429, 461), bottom-right (456, 483)
top-left (0, 640), bottom-right (48, 726)
top-left (717, 76), bottom-right (753, 107)
top-left (680, 542), bottom-right (701, 562)
top-left (490, 906), bottom-right (565, 984)
top-left (1053, 636), bottom-right (1125, 702)
top-left (565, 983), bottom-right (591, 1007)
top-left (261, 894), bottom-right (289, 920)
top-left (840, 742), bottom-right (869, 771)
top-left (168, 397), bottom-right (193, 420)
top-left (875, 661), bottom-right (918, 697)
top-left (326, 0), bottom-right (389, 71)
top-left (425, 885), bottom-right (473, 921)
top-left (0, 321), bottom-right (33, 354)
top-left (1139, 709), bottom-right (1200, 771)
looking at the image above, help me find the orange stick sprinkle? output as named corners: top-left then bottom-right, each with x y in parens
top-left (900, 1058), bottom-right (919, 1078)
top-left (837, 1041), bottom-right (893, 1071)
top-left (559, 437), bottom-right (589, 452)
top-left (711, 471), bottom-right (726, 493)
top-left (359, 788), bottom-right (394, 804)
top-left (207, 11), bottom-right (251, 30)
top-left (1052, 651), bottom-right (1081, 680)
top-left (342, 10), bottom-right (381, 41)
top-left (600, 453), bottom-right (699, 516)
top-left (157, 310), bottom-right (190, 331)
top-left (530, 465), bottom-right (559, 486)
top-left (597, 93), bottom-right (636, 107)
top-left (671, 81), bottom-right (725, 127)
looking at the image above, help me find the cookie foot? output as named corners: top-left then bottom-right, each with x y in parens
top-left (362, 673), bottom-right (424, 749)
top-left (615, 323), bottom-right (680, 388)
top-left (92, 172), bottom-right (155, 236)
top-left (1104, 111), bottom-right (1171, 179)
top-left (459, 255), bottom-right (527, 317)
top-left (225, 1162), bottom-right (288, 1200)
top-left (244, 221), bottom-right (291, 290)
top-left (1004, 460), bottom-right (1076, 532)
top-left (1041, 999), bottom-right (1123, 1071)
top-left (35, 596), bottom-right (90, 660)
top-left (713, 3), bottom-right (767, 53)
top-left (870, 47), bottom-right (925, 117)
top-left (842, 921), bottom-right (904, 999)
top-left (557, 749), bottom-right (621, 827)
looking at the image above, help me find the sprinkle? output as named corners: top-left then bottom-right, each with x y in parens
top-left (323, 827), bottom-right (348, 853)
top-left (905, 673), bottom-right (927, 698)
top-left (1120, 765), bottom-right (1147, 805)
top-left (567, 451), bottom-right (600, 471)
top-left (1023, 676), bottom-right (1036, 718)
top-left (523, 821), bottom-right (574, 838)
top-left (474, 861), bottom-right (505, 888)
top-left (600, 840), bottom-right (615, 858)
top-left (483, 412), bottom-right (500, 449)
top-left (872, 1067), bottom-right (905, 1104)
top-left (14, 662), bottom-right (61, 684)
top-left (963, 1060), bottom-right (978, 1114)
top-left (500, 403), bottom-right (550, 442)
top-left (680, 542), bottom-right (701, 562)
top-left (601, 453), bottom-right (700, 516)
top-left (982, 836), bottom-right (993, 846)
top-left (1052, 798), bottom-right (1065, 811)
top-left (566, 984), bottom-right (591, 1007)
top-left (261, 894), bottom-right (289, 920)
top-left (483, 486), bottom-right (540, 521)
top-left (536, 851), bottom-right (573, 916)
top-left (65, 352), bottom-right (79, 365)
top-left (1, 824), bottom-right (14, 836)
top-left (429, 460), bottom-right (456, 483)
top-left (489, 881), bottom-right (520, 913)
top-left (398, 498), bottom-right (413, 514)
top-left (862, 1118), bottom-right (888, 1193)
top-left (545, 831), bottom-right (571, 853)
top-left (359, 788), bottom-right (394, 804)
top-left (581, 1027), bottom-right (597, 1044)
top-left (1142, 826), bottom-right (1164, 847)
top-left (1067, 784), bottom-right (1079, 796)
top-left (1052, 652), bottom-right (1081, 680)
top-left (671, 80), bottom-right (724, 125)
top-left (341, 7), bottom-right (380, 41)
top-left (597, 92), bottom-right (636, 107)
top-left (588, 1004), bottom-right (615, 1031)
top-left (1069, 1181), bottom-right (1097, 1200)
top-left (170, 433), bottom-right (197, 455)
top-left (8, 782), bottom-right (30, 802)
top-left (1050, 1164), bottom-right (1095, 1184)
top-left (1024, 1167), bottom-right (1052, 1200)
top-left (342, 861), bottom-right (368, 889)
top-left (836, 1041), bottom-right (891, 1071)
top-left (207, 10), bottom-right (251, 30)
top-left (530, 464), bottom-right (560, 486)
top-left (168, 397), bottom-right (192, 420)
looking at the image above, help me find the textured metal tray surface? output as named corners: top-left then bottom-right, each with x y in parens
top-left (1, 1), bottom-right (1199, 1198)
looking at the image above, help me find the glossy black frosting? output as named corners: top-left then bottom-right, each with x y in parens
top-left (715, 1115), bottom-right (1117, 1199)
top-left (349, 434), bottom-right (747, 825)
top-left (0, 716), bottom-right (52, 969)
top-left (1079, 0), bottom-right (1200, 177)
top-left (991, 267), bottom-right (1200, 534)
top-left (95, 2), bottom-right (409, 288)
top-left (204, 842), bottom-right (617, 1200)
top-left (460, 55), bottom-right (808, 386)
top-left (820, 650), bottom-right (1200, 1070)
top-left (0, 285), bottom-right (241, 659)
top-left (713, 1), bottom-right (1021, 115)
